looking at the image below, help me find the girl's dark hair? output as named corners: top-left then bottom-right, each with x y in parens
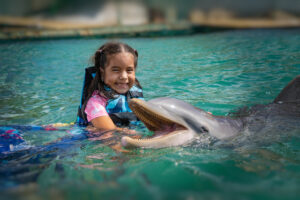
top-left (87, 41), bottom-right (141, 100)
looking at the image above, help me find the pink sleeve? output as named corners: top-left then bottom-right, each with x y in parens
top-left (85, 94), bottom-right (108, 122)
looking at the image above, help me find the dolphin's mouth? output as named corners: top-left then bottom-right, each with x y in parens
top-left (130, 99), bottom-right (186, 134)
top-left (121, 98), bottom-right (187, 148)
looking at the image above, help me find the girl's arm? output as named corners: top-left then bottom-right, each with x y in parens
top-left (91, 115), bottom-right (116, 130)
top-left (90, 116), bottom-right (135, 134)
top-left (85, 95), bottom-right (135, 134)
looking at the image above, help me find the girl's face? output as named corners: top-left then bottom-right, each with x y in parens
top-left (101, 52), bottom-right (136, 94)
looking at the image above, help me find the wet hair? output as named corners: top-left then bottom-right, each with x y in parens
top-left (87, 41), bottom-right (142, 100)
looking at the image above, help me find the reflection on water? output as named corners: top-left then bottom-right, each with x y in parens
top-left (0, 29), bottom-right (300, 199)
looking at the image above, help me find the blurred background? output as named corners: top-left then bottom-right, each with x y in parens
top-left (0, 0), bottom-right (300, 39)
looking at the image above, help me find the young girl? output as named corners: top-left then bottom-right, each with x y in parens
top-left (76, 42), bottom-right (144, 133)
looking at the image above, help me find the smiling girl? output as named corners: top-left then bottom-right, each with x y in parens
top-left (76, 42), bottom-right (144, 133)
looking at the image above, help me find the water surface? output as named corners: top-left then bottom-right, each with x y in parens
top-left (0, 29), bottom-right (300, 200)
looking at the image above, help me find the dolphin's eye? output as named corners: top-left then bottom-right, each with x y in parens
top-left (182, 117), bottom-right (209, 133)
top-left (199, 126), bottom-right (209, 133)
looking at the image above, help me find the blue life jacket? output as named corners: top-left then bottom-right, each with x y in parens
top-left (76, 66), bottom-right (144, 126)
top-left (106, 85), bottom-right (143, 113)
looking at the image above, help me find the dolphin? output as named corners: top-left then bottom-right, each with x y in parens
top-left (121, 75), bottom-right (300, 149)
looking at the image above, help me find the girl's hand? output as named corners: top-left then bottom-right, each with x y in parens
top-left (116, 127), bottom-right (136, 135)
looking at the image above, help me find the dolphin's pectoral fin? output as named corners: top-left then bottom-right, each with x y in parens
top-left (274, 75), bottom-right (300, 104)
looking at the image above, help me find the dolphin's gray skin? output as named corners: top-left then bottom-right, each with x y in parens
top-left (121, 75), bottom-right (300, 149)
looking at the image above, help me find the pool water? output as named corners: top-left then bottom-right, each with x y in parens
top-left (0, 29), bottom-right (300, 200)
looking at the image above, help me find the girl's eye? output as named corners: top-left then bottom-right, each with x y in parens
top-left (127, 68), bottom-right (134, 73)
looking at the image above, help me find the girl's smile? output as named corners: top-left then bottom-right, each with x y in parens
top-left (101, 52), bottom-right (136, 94)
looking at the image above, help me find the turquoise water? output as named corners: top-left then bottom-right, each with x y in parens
top-left (0, 29), bottom-right (300, 199)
